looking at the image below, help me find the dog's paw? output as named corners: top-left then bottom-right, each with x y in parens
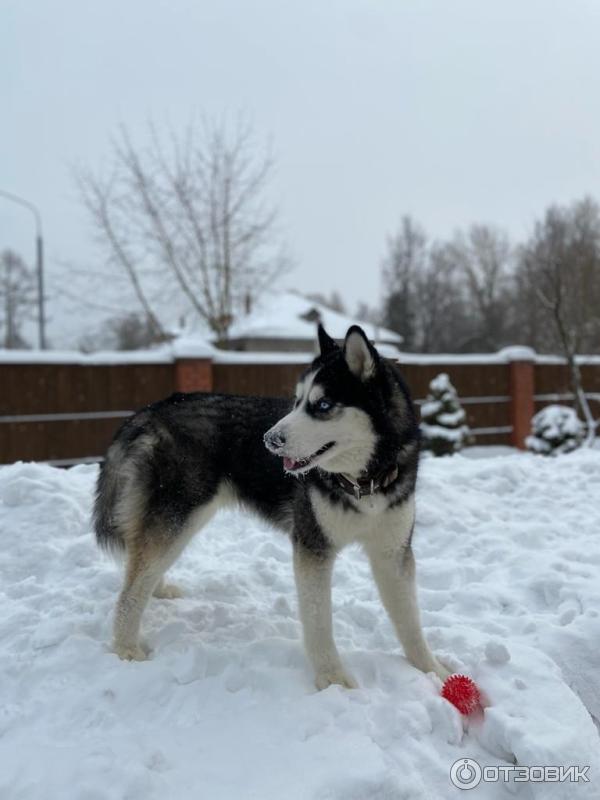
top-left (114, 643), bottom-right (148, 662)
top-left (315, 670), bottom-right (358, 690)
top-left (431, 659), bottom-right (452, 682)
top-left (153, 582), bottom-right (183, 599)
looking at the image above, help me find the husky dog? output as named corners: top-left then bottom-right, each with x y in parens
top-left (95, 325), bottom-right (447, 688)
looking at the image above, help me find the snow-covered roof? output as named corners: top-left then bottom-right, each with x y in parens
top-left (226, 291), bottom-right (402, 345)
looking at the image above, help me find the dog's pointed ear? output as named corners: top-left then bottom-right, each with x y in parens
top-left (343, 325), bottom-right (378, 380)
top-left (317, 323), bottom-right (339, 357)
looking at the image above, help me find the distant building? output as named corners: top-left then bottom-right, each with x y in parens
top-left (217, 291), bottom-right (402, 353)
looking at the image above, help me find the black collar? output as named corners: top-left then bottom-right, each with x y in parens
top-left (334, 464), bottom-right (400, 501)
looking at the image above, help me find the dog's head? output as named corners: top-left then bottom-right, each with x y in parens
top-left (264, 324), bottom-right (416, 476)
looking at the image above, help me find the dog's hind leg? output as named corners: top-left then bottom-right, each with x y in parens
top-left (112, 487), bottom-right (230, 660)
top-left (113, 535), bottom-right (179, 661)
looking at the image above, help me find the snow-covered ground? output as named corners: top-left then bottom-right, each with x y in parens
top-left (1, 451), bottom-right (599, 799)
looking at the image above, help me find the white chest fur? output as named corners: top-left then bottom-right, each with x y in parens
top-left (309, 487), bottom-right (415, 552)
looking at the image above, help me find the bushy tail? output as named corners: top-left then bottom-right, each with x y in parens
top-left (94, 442), bottom-right (127, 554)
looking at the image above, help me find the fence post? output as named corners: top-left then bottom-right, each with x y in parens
top-left (174, 357), bottom-right (213, 393)
top-left (507, 349), bottom-right (535, 449)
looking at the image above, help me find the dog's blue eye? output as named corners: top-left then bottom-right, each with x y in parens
top-left (317, 399), bottom-right (332, 412)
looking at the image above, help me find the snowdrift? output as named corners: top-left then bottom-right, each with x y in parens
top-left (1, 451), bottom-right (599, 799)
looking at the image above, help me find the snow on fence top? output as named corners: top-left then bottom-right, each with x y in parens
top-left (0, 348), bottom-right (176, 365)
top-left (0, 344), bottom-right (313, 365)
top-left (0, 342), bottom-right (599, 366)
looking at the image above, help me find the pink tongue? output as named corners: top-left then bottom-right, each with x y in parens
top-left (283, 457), bottom-right (299, 470)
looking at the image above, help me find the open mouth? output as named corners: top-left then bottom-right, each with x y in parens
top-left (283, 442), bottom-right (335, 473)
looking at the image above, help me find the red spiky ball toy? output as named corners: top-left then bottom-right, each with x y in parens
top-left (441, 674), bottom-right (481, 715)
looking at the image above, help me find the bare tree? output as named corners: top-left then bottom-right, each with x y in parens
top-left (518, 197), bottom-right (600, 443)
top-left (78, 312), bottom-right (167, 353)
top-left (448, 224), bottom-right (514, 351)
top-left (76, 119), bottom-right (289, 340)
top-left (354, 301), bottom-right (383, 327)
top-left (381, 216), bottom-right (427, 349)
top-left (413, 242), bottom-right (470, 352)
top-left (380, 218), bottom-right (479, 353)
top-left (76, 176), bottom-right (165, 341)
top-left (303, 290), bottom-right (346, 314)
top-left (0, 250), bottom-right (36, 348)
top-left (377, 199), bottom-right (600, 451)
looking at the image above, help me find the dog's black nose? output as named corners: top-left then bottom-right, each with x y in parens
top-left (264, 430), bottom-right (286, 451)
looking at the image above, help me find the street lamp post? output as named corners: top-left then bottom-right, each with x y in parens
top-left (0, 189), bottom-right (46, 349)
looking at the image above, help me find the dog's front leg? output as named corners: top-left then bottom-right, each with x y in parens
top-left (293, 540), bottom-right (357, 690)
top-left (366, 540), bottom-right (449, 680)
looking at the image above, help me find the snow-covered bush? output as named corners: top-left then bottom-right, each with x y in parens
top-left (526, 404), bottom-right (585, 456)
top-left (420, 373), bottom-right (471, 456)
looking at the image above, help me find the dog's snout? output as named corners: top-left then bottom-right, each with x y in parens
top-left (264, 428), bottom-right (286, 452)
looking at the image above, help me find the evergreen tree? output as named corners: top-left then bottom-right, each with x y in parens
top-left (420, 373), bottom-right (470, 456)
top-left (525, 405), bottom-right (584, 456)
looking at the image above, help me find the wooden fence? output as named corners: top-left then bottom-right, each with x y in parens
top-left (1, 349), bottom-right (599, 464)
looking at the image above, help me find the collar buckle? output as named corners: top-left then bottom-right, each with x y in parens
top-left (336, 465), bottom-right (400, 503)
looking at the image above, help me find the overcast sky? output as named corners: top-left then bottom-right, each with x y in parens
top-left (3, 0), bottom-right (600, 336)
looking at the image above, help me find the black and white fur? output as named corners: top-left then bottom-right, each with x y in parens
top-left (94, 325), bottom-right (447, 688)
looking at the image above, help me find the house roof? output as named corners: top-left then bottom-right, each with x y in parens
top-left (226, 291), bottom-right (402, 345)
